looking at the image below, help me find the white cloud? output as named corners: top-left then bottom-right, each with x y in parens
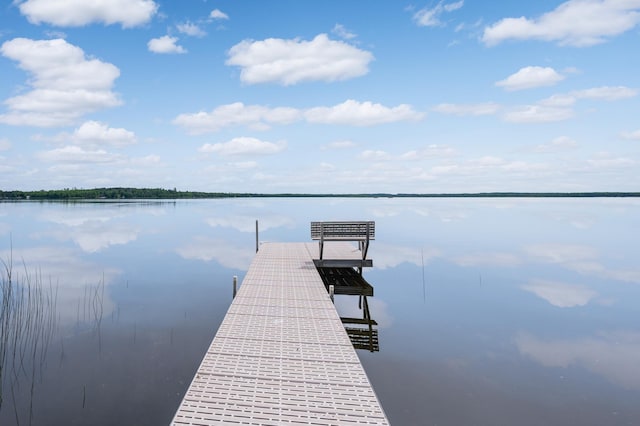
top-left (210, 9), bottom-right (229, 20)
top-left (522, 279), bottom-right (597, 307)
top-left (177, 22), bottom-right (206, 37)
top-left (413, 0), bottom-right (465, 27)
top-left (400, 144), bottom-right (456, 160)
top-left (0, 138), bottom-right (10, 151)
top-left (37, 145), bottom-right (122, 163)
top-left (587, 153), bottom-right (636, 169)
top-left (483, 0), bottom-right (640, 47)
top-left (332, 23), bottom-right (357, 39)
top-left (496, 66), bottom-right (565, 91)
top-left (147, 35), bottom-right (186, 54)
top-left (226, 34), bottom-right (373, 85)
top-left (0, 38), bottom-right (121, 127)
top-left (505, 85), bottom-right (637, 124)
top-left (572, 86), bottom-right (638, 101)
top-left (432, 102), bottom-right (500, 116)
top-left (174, 100), bottom-right (423, 134)
top-left (323, 140), bottom-right (356, 150)
top-left (359, 150), bottom-right (391, 161)
top-left (621, 129), bottom-right (640, 140)
top-left (533, 136), bottom-right (578, 153)
top-left (503, 105), bottom-right (574, 123)
top-left (70, 121), bottom-right (137, 147)
top-left (305, 100), bottom-right (424, 126)
top-left (198, 137), bottom-right (286, 156)
top-left (18, 0), bottom-right (157, 28)
top-left (173, 102), bottom-right (301, 134)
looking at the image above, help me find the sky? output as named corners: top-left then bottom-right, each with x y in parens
top-left (1, 0), bottom-right (639, 193)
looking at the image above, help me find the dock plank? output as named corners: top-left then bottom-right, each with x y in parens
top-left (171, 242), bottom-right (389, 425)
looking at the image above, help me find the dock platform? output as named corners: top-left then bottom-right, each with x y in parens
top-left (171, 242), bottom-right (388, 425)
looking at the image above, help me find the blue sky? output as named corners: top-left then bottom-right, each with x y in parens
top-left (1, 0), bottom-right (639, 193)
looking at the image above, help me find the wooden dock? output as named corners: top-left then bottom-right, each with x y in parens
top-left (171, 241), bottom-right (389, 425)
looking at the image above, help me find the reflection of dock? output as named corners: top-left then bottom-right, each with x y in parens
top-left (171, 241), bottom-right (388, 425)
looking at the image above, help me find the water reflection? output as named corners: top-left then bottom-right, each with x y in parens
top-left (0, 257), bottom-right (57, 424)
top-left (516, 331), bottom-right (640, 390)
top-left (522, 279), bottom-right (598, 308)
top-left (0, 198), bottom-right (639, 425)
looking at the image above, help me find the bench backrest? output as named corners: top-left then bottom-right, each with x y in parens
top-left (310, 221), bottom-right (375, 241)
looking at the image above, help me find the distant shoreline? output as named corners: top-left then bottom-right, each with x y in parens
top-left (1, 188), bottom-right (639, 200)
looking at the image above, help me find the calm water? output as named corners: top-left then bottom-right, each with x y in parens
top-left (1, 198), bottom-right (639, 425)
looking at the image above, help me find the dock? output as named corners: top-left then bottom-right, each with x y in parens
top-left (171, 241), bottom-right (389, 425)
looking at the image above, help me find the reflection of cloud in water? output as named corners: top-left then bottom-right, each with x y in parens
top-left (454, 252), bottom-right (521, 267)
top-left (0, 246), bottom-right (119, 324)
top-left (516, 331), bottom-right (640, 390)
top-left (334, 296), bottom-right (393, 328)
top-left (371, 243), bottom-right (440, 269)
top-left (0, 222), bottom-right (9, 236)
top-left (42, 209), bottom-right (123, 226)
top-left (206, 214), bottom-right (294, 233)
top-left (522, 279), bottom-right (597, 307)
top-left (525, 243), bottom-right (640, 284)
top-left (47, 221), bottom-right (140, 252)
top-left (176, 237), bottom-right (254, 270)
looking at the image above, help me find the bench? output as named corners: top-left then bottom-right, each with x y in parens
top-left (310, 221), bottom-right (375, 268)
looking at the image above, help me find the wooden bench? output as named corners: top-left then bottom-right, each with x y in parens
top-left (310, 221), bottom-right (375, 270)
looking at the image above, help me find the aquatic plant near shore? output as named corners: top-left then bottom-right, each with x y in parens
top-left (1, 251), bottom-right (58, 425)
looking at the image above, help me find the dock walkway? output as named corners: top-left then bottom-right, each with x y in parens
top-left (171, 242), bottom-right (389, 425)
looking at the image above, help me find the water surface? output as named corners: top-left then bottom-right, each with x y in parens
top-left (1, 198), bottom-right (639, 425)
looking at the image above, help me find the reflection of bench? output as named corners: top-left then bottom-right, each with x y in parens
top-left (310, 221), bottom-right (375, 270)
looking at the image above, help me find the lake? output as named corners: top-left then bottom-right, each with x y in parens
top-left (1, 197), bottom-right (639, 425)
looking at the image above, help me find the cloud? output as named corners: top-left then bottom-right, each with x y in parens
top-left (173, 102), bottom-right (301, 134)
top-left (0, 138), bottom-right (10, 151)
top-left (174, 100), bottom-right (423, 134)
top-left (400, 144), bottom-right (457, 160)
top-left (198, 137), bottom-right (286, 156)
top-left (533, 136), bottom-right (578, 153)
top-left (226, 34), bottom-right (373, 85)
top-left (305, 100), bottom-right (424, 126)
top-left (69, 120), bottom-right (137, 147)
top-left (323, 140), bottom-right (356, 150)
top-left (0, 38), bottom-right (121, 127)
top-left (413, 0), bottom-right (465, 27)
top-left (147, 35), bottom-right (186, 54)
top-left (621, 129), bottom-right (640, 140)
top-left (18, 0), bottom-right (157, 28)
top-left (177, 22), bottom-right (206, 37)
top-left (432, 102), bottom-right (500, 116)
top-left (332, 23), bottom-right (357, 39)
top-left (210, 9), bottom-right (229, 20)
top-left (503, 105), bottom-right (574, 123)
top-left (496, 66), bottom-right (565, 91)
top-left (483, 0), bottom-right (640, 47)
top-left (522, 279), bottom-right (597, 307)
top-left (572, 86), bottom-right (638, 101)
top-left (37, 146), bottom-right (122, 163)
top-left (504, 85), bottom-right (636, 124)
